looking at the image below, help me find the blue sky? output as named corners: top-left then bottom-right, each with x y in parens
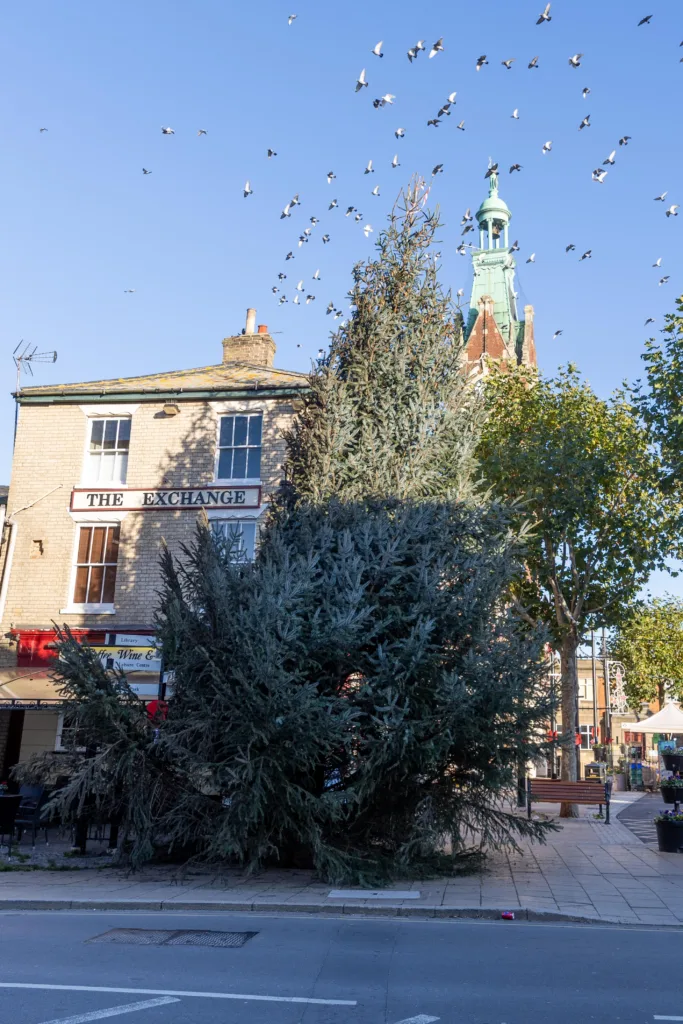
top-left (1, 0), bottom-right (681, 592)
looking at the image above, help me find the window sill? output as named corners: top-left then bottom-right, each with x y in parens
top-left (60, 604), bottom-right (116, 615)
top-left (211, 479), bottom-right (262, 486)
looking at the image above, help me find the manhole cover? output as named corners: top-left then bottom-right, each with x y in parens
top-left (91, 928), bottom-right (257, 948)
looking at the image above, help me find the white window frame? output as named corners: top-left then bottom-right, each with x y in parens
top-left (78, 405), bottom-right (138, 487)
top-left (210, 518), bottom-right (259, 561)
top-left (578, 678), bottom-right (594, 702)
top-left (578, 724), bottom-right (595, 750)
top-left (213, 412), bottom-right (263, 485)
top-left (83, 416), bottom-right (132, 486)
top-left (60, 521), bottom-right (120, 614)
top-left (55, 711), bottom-right (86, 752)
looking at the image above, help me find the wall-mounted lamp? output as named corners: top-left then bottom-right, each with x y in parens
top-left (162, 403), bottom-right (180, 416)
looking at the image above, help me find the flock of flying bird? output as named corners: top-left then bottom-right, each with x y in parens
top-left (36, 5), bottom-right (678, 344)
top-left (250, 5), bottom-right (681, 338)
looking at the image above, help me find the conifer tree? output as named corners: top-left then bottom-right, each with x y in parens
top-left (20, 182), bottom-right (556, 880)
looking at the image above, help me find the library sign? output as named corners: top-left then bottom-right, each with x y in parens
top-left (70, 485), bottom-right (261, 512)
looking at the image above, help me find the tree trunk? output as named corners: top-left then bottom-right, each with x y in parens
top-left (560, 633), bottom-right (580, 818)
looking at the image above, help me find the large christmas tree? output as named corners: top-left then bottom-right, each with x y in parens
top-left (23, 182), bottom-right (555, 881)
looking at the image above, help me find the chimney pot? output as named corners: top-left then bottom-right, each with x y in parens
top-left (257, 324), bottom-right (268, 334)
top-left (245, 307), bottom-right (257, 334)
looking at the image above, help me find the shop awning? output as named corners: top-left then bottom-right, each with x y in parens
top-left (0, 668), bottom-right (62, 709)
top-left (0, 668), bottom-right (159, 708)
top-left (619, 700), bottom-right (683, 735)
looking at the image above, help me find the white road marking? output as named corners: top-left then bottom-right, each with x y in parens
top-left (0, 983), bottom-right (356, 1006)
top-left (328, 890), bottom-right (420, 899)
top-left (39, 997), bottom-right (179, 1024)
top-left (393, 1016), bottom-right (439, 1024)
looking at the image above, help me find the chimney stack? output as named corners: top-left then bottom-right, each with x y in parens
top-left (222, 307), bottom-right (276, 367)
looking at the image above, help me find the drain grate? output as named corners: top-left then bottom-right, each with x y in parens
top-left (91, 928), bottom-right (257, 948)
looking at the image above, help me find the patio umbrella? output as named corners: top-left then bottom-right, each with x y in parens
top-left (620, 699), bottom-right (683, 735)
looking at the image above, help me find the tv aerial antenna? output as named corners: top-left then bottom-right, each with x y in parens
top-left (13, 341), bottom-right (58, 393)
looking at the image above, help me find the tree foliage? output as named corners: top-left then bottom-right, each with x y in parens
top-left (19, 182), bottom-right (557, 880)
top-left (637, 295), bottom-right (683, 499)
top-left (611, 597), bottom-right (683, 708)
top-left (477, 365), bottom-right (676, 798)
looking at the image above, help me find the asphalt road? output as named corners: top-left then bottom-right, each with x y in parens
top-left (0, 910), bottom-right (681, 1024)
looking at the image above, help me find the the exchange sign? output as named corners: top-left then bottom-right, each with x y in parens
top-left (70, 486), bottom-right (261, 512)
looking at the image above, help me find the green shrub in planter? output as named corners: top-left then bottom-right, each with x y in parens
top-left (654, 810), bottom-right (683, 852)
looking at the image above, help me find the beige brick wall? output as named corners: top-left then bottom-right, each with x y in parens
top-left (18, 710), bottom-right (60, 760)
top-left (0, 396), bottom-right (298, 638)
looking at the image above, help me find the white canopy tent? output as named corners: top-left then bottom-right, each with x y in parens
top-left (620, 700), bottom-right (683, 735)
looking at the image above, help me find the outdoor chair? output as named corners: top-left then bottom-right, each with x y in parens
top-left (0, 796), bottom-right (22, 856)
top-left (14, 785), bottom-right (50, 847)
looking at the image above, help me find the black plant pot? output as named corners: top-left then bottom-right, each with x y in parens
top-left (656, 820), bottom-right (683, 853)
top-left (660, 786), bottom-right (682, 805)
top-left (662, 754), bottom-right (683, 772)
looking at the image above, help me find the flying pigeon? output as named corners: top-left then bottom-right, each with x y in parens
top-left (39, 127), bottom-right (48, 132)
top-left (654, 192), bottom-right (668, 201)
top-left (355, 68), bottom-right (369, 92)
top-left (457, 120), bottom-right (465, 130)
top-left (309, 216), bottom-right (318, 225)
top-left (666, 205), bottom-right (679, 217)
top-left (579, 250), bottom-right (592, 260)
top-left (653, 258), bottom-right (662, 267)
top-left (537, 3), bottom-right (551, 24)
top-left (322, 234), bottom-right (330, 243)
top-left (327, 171), bottom-right (336, 183)
top-left (568, 54), bottom-right (583, 68)
top-left (197, 129), bottom-right (207, 136)
top-left (278, 273), bottom-right (287, 280)
top-left (267, 148), bottom-right (277, 158)
top-left (511, 109), bottom-right (520, 119)
top-left (329, 199), bottom-right (338, 209)
top-left (371, 185), bottom-right (380, 196)
top-left (296, 280), bottom-right (304, 291)
top-left (456, 288), bottom-right (464, 298)
top-left (659, 276), bottom-right (670, 285)
top-left (429, 38), bottom-right (444, 58)
top-left (290, 193), bottom-right (301, 206)
top-left (502, 59), bottom-right (515, 69)
top-left (645, 318), bottom-right (655, 326)
top-left (638, 15), bottom-right (653, 26)
top-left (456, 244), bottom-right (467, 255)
top-left (313, 269), bottom-right (321, 280)
top-left (510, 163), bottom-right (522, 173)
top-left (345, 206), bottom-right (356, 216)
top-left (432, 164), bottom-right (444, 176)
top-left (461, 208), bottom-right (472, 223)
top-left (288, 13), bottom-right (297, 25)
top-left (244, 181), bottom-right (253, 197)
top-left (364, 159), bottom-right (374, 173)
top-left (566, 244), bottom-right (576, 252)
top-left (392, 154), bottom-right (400, 168)
top-left (306, 295), bottom-right (315, 304)
top-left (582, 87), bottom-right (591, 99)
top-left (285, 251), bottom-right (295, 260)
top-left (142, 168), bottom-right (152, 174)
top-left (603, 150), bottom-right (616, 165)
top-left (619, 136), bottom-right (631, 146)
top-left (510, 240), bottom-right (520, 252)
top-left (272, 287), bottom-right (279, 294)
top-left (526, 253), bottom-right (536, 263)
top-left (476, 55), bottom-right (488, 71)
top-left (161, 126), bottom-right (175, 134)
top-left (592, 169), bottom-right (607, 184)
top-left (437, 103), bottom-right (452, 117)
top-left (363, 224), bottom-right (374, 237)
top-left (407, 40), bottom-right (425, 61)
top-left (528, 56), bottom-right (540, 69)
top-left (579, 115), bottom-right (591, 130)
top-left (372, 40), bottom-right (384, 57)
top-left (293, 294), bottom-right (300, 305)
top-left (427, 118), bottom-right (441, 128)
top-left (278, 296), bottom-right (287, 305)
top-left (542, 140), bottom-right (553, 154)
top-left (123, 289), bottom-right (136, 293)
top-left (281, 203), bottom-right (291, 218)
top-left (355, 212), bottom-right (363, 222)
top-left (552, 330), bottom-right (563, 339)
top-left (485, 162), bottom-right (499, 179)
top-left (326, 302), bottom-right (335, 315)
top-left (395, 127), bottom-right (405, 138)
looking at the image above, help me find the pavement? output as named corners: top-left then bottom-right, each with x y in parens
top-left (1, 908), bottom-right (683, 1024)
top-left (3, 789), bottom-right (683, 927)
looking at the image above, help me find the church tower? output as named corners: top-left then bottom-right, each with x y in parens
top-left (463, 172), bottom-right (536, 372)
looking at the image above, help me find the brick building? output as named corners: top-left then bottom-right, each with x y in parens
top-left (0, 309), bottom-right (308, 775)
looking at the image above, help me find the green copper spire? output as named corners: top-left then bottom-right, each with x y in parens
top-left (464, 171), bottom-right (519, 346)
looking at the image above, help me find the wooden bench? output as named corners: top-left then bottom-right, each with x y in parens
top-left (526, 777), bottom-right (612, 823)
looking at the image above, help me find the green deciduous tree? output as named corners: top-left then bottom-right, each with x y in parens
top-left (637, 295), bottom-right (683, 498)
top-left (611, 597), bottom-right (683, 709)
top-left (478, 365), bottom-right (677, 813)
